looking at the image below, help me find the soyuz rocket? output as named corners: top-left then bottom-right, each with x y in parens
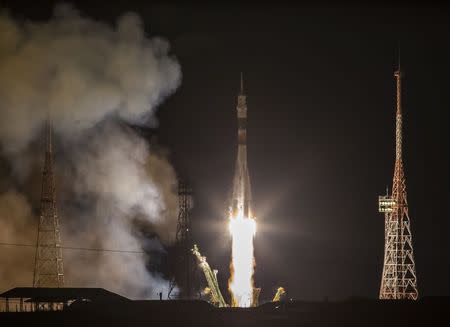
top-left (230, 73), bottom-right (253, 219)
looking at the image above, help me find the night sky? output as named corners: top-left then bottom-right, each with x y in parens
top-left (2, 1), bottom-right (450, 301)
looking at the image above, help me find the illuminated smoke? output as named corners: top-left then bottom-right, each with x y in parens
top-left (0, 4), bottom-right (180, 153)
top-left (0, 4), bottom-right (181, 298)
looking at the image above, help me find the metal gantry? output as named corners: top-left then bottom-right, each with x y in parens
top-left (192, 244), bottom-right (227, 308)
top-left (33, 120), bottom-right (64, 288)
top-left (378, 63), bottom-right (418, 300)
top-left (168, 182), bottom-right (196, 299)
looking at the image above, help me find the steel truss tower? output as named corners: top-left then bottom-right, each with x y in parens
top-left (378, 62), bottom-right (418, 300)
top-left (33, 120), bottom-right (64, 287)
top-left (168, 182), bottom-right (196, 299)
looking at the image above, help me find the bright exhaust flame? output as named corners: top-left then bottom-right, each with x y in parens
top-left (228, 212), bottom-right (256, 307)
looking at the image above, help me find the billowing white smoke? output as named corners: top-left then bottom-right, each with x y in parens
top-left (0, 4), bottom-right (181, 298)
top-left (59, 122), bottom-right (179, 299)
top-left (0, 191), bottom-right (35, 287)
top-left (0, 4), bottom-right (180, 153)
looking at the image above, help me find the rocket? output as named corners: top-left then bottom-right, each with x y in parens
top-left (230, 73), bottom-right (253, 219)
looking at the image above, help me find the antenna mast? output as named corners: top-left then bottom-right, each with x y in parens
top-left (378, 59), bottom-right (418, 300)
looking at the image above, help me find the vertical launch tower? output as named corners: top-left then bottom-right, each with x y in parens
top-left (33, 121), bottom-right (64, 287)
top-left (168, 182), bottom-right (196, 299)
top-left (378, 61), bottom-right (418, 300)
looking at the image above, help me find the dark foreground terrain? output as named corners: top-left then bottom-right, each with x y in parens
top-left (1, 297), bottom-right (450, 327)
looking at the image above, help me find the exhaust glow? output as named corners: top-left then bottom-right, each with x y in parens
top-left (228, 211), bottom-right (256, 307)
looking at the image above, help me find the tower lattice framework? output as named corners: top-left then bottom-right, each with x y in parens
top-left (378, 63), bottom-right (418, 300)
top-left (33, 120), bottom-right (64, 287)
top-left (168, 182), bottom-right (197, 299)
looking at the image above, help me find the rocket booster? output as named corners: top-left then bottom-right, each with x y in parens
top-left (237, 73), bottom-right (247, 145)
top-left (231, 73), bottom-right (253, 219)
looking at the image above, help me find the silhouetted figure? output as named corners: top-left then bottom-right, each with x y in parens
top-left (159, 292), bottom-right (162, 301)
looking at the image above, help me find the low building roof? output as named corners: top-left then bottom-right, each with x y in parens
top-left (0, 287), bottom-right (130, 302)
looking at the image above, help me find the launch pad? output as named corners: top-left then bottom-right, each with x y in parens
top-left (1, 287), bottom-right (449, 327)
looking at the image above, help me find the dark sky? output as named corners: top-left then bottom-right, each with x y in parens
top-left (3, 1), bottom-right (450, 301)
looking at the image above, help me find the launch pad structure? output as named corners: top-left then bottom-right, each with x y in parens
top-left (168, 182), bottom-right (198, 299)
top-left (192, 244), bottom-right (227, 308)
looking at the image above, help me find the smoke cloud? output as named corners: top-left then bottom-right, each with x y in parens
top-left (0, 191), bottom-right (35, 287)
top-left (0, 4), bottom-right (181, 299)
top-left (0, 5), bottom-right (180, 153)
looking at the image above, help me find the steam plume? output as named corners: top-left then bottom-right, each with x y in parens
top-left (0, 4), bottom-right (181, 299)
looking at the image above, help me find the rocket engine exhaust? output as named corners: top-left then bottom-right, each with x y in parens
top-left (228, 212), bottom-right (256, 307)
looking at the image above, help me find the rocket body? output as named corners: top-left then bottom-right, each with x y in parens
top-left (231, 83), bottom-right (253, 219)
top-left (228, 75), bottom-right (256, 307)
